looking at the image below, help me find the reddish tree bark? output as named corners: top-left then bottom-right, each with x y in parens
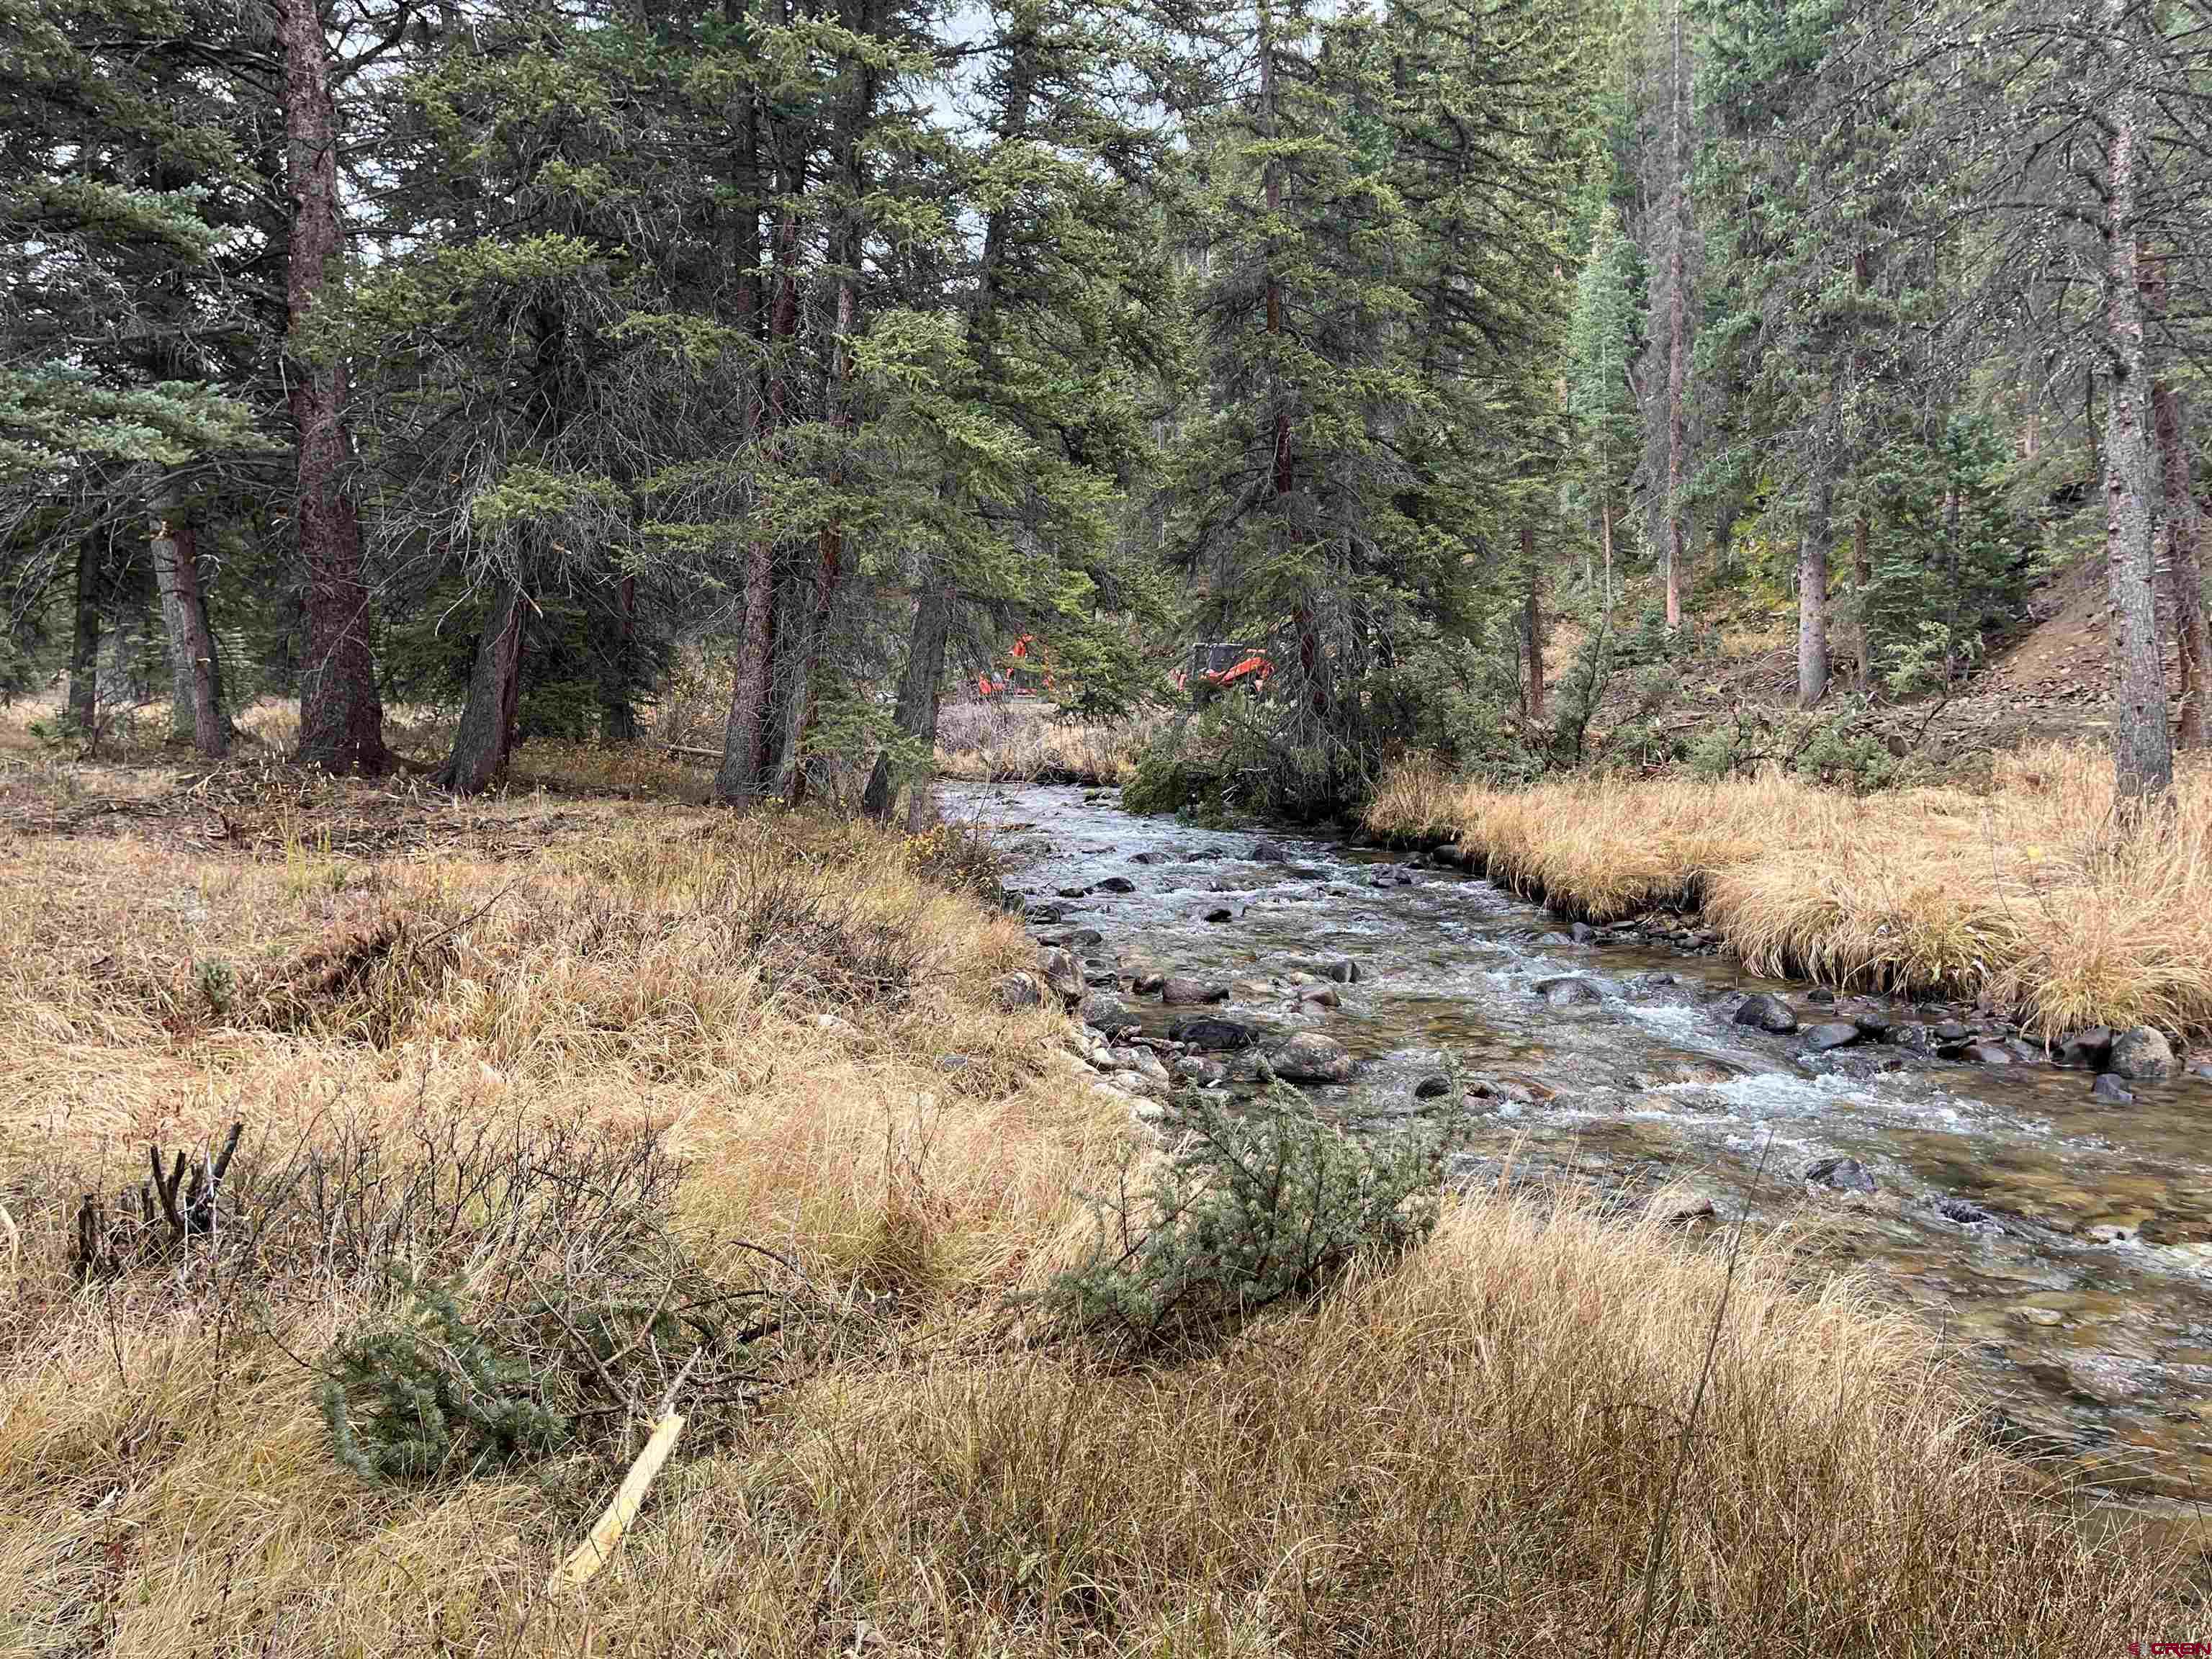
top-left (151, 482), bottom-right (228, 757)
top-left (277, 0), bottom-right (387, 775)
top-left (2139, 253), bottom-right (2209, 749)
top-left (779, 265), bottom-right (858, 801)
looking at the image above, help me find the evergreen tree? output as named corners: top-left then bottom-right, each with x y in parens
top-left (1566, 202), bottom-right (1642, 606)
top-left (1165, 0), bottom-right (1586, 811)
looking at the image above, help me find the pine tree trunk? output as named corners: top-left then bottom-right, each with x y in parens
top-left (1256, 4), bottom-right (1321, 719)
top-left (1520, 523), bottom-right (1545, 721)
top-left (777, 274), bottom-right (856, 802)
top-left (1797, 475), bottom-right (1830, 708)
top-left (779, 47), bottom-right (870, 801)
top-left (2100, 31), bottom-right (2175, 807)
top-left (2139, 253), bottom-right (2208, 750)
top-left (1663, 44), bottom-right (1681, 637)
top-left (716, 245), bottom-right (798, 799)
top-left (712, 75), bottom-right (778, 802)
top-left (2152, 382), bottom-right (2210, 747)
top-left (716, 528), bottom-right (777, 801)
top-left (279, 0), bottom-right (386, 776)
top-left (1851, 513), bottom-right (1872, 691)
top-left (68, 536), bottom-right (100, 734)
top-left (1663, 0), bottom-right (1689, 635)
top-left (1600, 495), bottom-right (1614, 611)
top-left (598, 573), bottom-right (639, 745)
top-left (1943, 481), bottom-right (1962, 685)
top-left (861, 17), bottom-right (1039, 817)
top-left (150, 480), bottom-right (228, 757)
top-left (438, 581), bottom-right (526, 795)
top-left (1847, 241), bottom-right (1875, 693)
top-left (860, 585), bottom-right (951, 824)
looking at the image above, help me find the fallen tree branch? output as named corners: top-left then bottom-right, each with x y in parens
top-left (549, 1346), bottom-right (706, 1591)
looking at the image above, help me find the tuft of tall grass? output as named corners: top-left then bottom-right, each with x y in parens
top-left (1370, 745), bottom-right (2212, 1038)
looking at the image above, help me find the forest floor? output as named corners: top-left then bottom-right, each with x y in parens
top-left (0, 713), bottom-right (2190, 1654)
top-left (1375, 556), bottom-right (2212, 1048)
top-left (1565, 552), bottom-right (2146, 767)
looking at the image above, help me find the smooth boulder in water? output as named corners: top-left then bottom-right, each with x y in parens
top-left (1169, 1016), bottom-right (1259, 1051)
top-left (1036, 947), bottom-right (1085, 1005)
top-left (1534, 976), bottom-right (1601, 1007)
top-left (1095, 875), bottom-right (1136, 894)
top-left (2090, 1073), bottom-right (2136, 1104)
top-left (2107, 1025), bottom-right (2176, 1081)
top-left (1295, 957), bottom-right (1362, 984)
top-left (1733, 993), bottom-right (1798, 1034)
top-left (1081, 991), bottom-right (1131, 1031)
top-left (1161, 976), bottom-right (1231, 1007)
top-left (1802, 1021), bottom-right (1861, 1053)
top-left (2057, 1027), bottom-right (2114, 1069)
top-left (1846, 1006), bottom-right (1892, 1038)
top-left (1803, 1155), bottom-right (1876, 1193)
top-left (1270, 1031), bottom-right (1356, 1083)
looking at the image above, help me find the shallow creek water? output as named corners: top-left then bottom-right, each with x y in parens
top-left (943, 778), bottom-right (2212, 1506)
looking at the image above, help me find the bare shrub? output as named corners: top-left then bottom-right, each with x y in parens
top-left (898, 820), bottom-right (1007, 904)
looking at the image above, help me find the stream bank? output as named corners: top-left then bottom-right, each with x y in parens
top-left (947, 778), bottom-right (2212, 1508)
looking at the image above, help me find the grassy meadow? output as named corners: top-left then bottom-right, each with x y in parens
top-left (0, 711), bottom-right (2191, 1654)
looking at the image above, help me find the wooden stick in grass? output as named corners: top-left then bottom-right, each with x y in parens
top-left (550, 1411), bottom-right (685, 1589)
top-left (550, 1349), bottom-right (704, 1591)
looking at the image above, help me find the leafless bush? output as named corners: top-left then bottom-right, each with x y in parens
top-left (721, 854), bottom-right (934, 1011)
top-left (934, 696), bottom-right (1026, 756)
top-left (220, 1109), bottom-right (680, 1301)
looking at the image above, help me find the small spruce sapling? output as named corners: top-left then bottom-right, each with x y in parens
top-left (1046, 1085), bottom-right (1455, 1352)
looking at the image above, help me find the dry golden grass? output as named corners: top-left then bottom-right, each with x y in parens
top-left (935, 696), bottom-right (1159, 786)
top-left (1370, 744), bottom-right (2212, 1038)
top-left (0, 743), bottom-right (2187, 1653)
